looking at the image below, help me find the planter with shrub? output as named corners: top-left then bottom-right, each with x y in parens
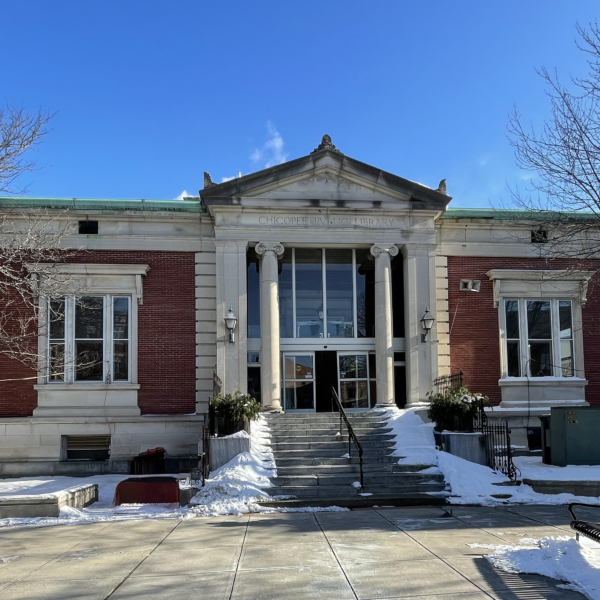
top-left (209, 391), bottom-right (262, 436)
top-left (427, 385), bottom-right (488, 433)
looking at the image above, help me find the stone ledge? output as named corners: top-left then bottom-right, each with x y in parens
top-left (523, 479), bottom-right (600, 497)
top-left (0, 483), bottom-right (98, 518)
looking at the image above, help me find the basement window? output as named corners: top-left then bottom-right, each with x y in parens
top-left (63, 435), bottom-right (111, 461)
top-left (531, 229), bottom-right (548, 243)
top-left (79, 220), bottom-right (99, 234)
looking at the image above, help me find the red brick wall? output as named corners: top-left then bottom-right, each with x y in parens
top-left (448, 256), bottom-right (600, 406)
top-left (0, 251), bottom-right (197, 417)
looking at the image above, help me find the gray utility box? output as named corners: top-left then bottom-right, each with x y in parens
top-left (545, 406), bottom-right (600, 467)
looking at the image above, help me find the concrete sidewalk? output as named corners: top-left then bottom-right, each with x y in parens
top-left (0, 505), bottom-right (590, 599)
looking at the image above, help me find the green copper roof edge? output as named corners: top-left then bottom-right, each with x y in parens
top-left (0, 197), bottom-right (203, 213)
top-left (442, 208), bottom-right (596, 220)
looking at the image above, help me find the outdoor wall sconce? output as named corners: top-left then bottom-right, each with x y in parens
top-left (420, 308), bottom-right (435, 342)
top-left (224, 306), bottom-right (238, 343)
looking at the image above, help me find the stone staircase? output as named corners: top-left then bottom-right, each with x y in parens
top-left (260, 411), bottom-right (447, 507)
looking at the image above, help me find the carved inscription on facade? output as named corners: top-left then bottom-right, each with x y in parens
top-left (257, 215), bottom-right (397, 228)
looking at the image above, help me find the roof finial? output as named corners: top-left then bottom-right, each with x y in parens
top-left (311, 134), bottom-right (342, 154)
top-left (204, 172), bottom-right (215, 188)
top-left (437, 179), bottom-right (447, 195)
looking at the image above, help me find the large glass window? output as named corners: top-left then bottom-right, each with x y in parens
top-left (326, 249), bottom-right (354, 338)
top-left (338, 353), bottom-right (369, 409)
top-left (47, 295), bottom-right (130, 383)
top-left (273, 248), bottom-right (386, 339)
top-left (295, 249), bottom-right (324, 338)
top-left (247, 249), bottom-right (261, 338)
top-left (503, 299), bottom-right (574, 378)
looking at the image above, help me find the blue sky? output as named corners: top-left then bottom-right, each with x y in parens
top-left (2, 1), bottom-right (599, 207)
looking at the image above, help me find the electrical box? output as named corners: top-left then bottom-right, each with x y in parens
top-left (549, 407), bottom-right (600, 467)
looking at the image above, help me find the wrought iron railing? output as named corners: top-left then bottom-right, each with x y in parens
top-left (201, 422), bottom-right (211, 485)
top-left (477, 419), bottom-right (520, 481)
top-left (433, 370), bottom-right (463, 395)
top-left (331, 387), bottom-right (364, 489)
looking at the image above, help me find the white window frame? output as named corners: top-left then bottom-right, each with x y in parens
top-left (488, 269), bottom-right (593, 382)
top-left (32, 263), bottom-right (149, 387)
top-left (501, 298), bottom-right (575, 378)
top-left (46, 295), bottom-right (132, 384)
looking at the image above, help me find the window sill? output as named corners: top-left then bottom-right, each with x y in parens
top-left (498, 377), bottom-right (587, 387)
top-left (34, 383), bottom-right (140, 391)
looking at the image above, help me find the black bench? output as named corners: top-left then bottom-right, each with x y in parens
top-left (569, 503), bottom-right (600, 543)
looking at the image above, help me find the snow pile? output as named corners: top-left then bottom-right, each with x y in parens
top-left (473, 537), bottom-right (600, 600)
top-left (189, 415), bottom-right (275, 516)
top-left (382, 407), bottom-right (437, 465)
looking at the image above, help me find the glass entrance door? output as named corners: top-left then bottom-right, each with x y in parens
top-left (338, 353), bottom-right (370, 410)
top-left (283, 353), bottom-right (316, 412)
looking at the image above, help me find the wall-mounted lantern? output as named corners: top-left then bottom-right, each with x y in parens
top-left (420, 308), bottom-right (435, 342)
top-left (317, 303), bottom-right (324, 320)
top-left (224, 306), bottom-right (238, 343)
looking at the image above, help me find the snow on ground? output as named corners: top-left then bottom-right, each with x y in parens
top-left (516, 456), bottom-right (600, 481)
top-left (383, 407), bottom-right (600, 506)
top-left (470, 537), bottom-right (600, 600)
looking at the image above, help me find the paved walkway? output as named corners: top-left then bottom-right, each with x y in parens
top-left (0, 505), bottom-right (589, 599)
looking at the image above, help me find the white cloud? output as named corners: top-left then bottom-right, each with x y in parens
top-left (174, 190), bottom-right (190, 200)
top-left (221, 176), bottom-right (236, 183)
top-left (251, 121), bottom-right (288, 168)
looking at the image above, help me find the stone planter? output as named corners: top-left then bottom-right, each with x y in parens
top-left (440, 431), bottom-right (487, 466)
top-left (209, 435), bottom-right (251, 471)
top-left (214, 418), bottom-right (248, 437)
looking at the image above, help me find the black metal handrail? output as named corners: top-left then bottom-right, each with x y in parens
top-left (331, 387), bottom-right (364, 489)
top-left (568, 503), bottom-right (600, 543)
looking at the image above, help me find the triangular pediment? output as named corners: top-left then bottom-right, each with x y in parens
top-left (201, 143), bottom-right (451, 214)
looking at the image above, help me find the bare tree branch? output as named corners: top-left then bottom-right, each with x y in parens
top-left (508, 22), bottom-right (600, 261)
top-left (0, 104), bottom-right (53, 195)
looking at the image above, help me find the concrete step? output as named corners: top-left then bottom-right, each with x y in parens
top-left (275, 463), bottom-right (438, 476)
top-left (269, 433), bottom-right (395, 443)
top-left (257, 495), bottom-right (448, 509)
top-left (272, 449), bottom-right (395, 460)
top-left (266, 425), bottom-right (392, 434)
top-left (273, 456), bottom-right (400, 467)
top-left (271, 441), bottom-right (395, 451)
top-left (271, 473), bottom-right (445, 487)
top-left (267, 483), bottom-right (447, 498)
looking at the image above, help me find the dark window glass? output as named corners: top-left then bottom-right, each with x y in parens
top-left (49, 300), bottom-right (65, 339)
top-left (247, 249), bottom-right (260, 338)
top-left (394, 365), bottom-right (406, 408)
top-left (248, 366), bottom-right (261, 404)
top-left (369, 353), bottom-right (376, 378)
top-left (113, 341), bottom-right (128, 381)
top-left (529, 341), bottom-right (553, 377)
top-left (113, 298), bottom-right (128, 340)
top-left (356, 249), bottom-right (375, 337)
top-left (295, 249), bottom-right (323, 338)
top-left (247, 352), bottom-right (260, 364)
top-left (78, 221), bottom-right (98, 234)
top-left (391, 254), bottom-right (404, 337)
top-left (75, 340), bottom-right (104, 381)
top-left (505, 300), bottom-right (520, 339)
top-left (325, 249), bottom-right (353, 338)
top-left (507, 340), bottom-right (520, 377)
top-left (393, 352), bottom-right (405, 362)
top-left (559, 301), bottom-right (572, 339)
top-left (279, 249), bottom-right (294, 337)
top-left (527, 301), bottom-right (552, 339)
top-left (49, 343), bottom-right (65, 381)
top-left (75, 297), bottom-right (104, 339)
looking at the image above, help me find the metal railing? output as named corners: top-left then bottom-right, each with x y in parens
top-left (201, 424), bottom-right (211, 485)
top-left (433, 370), bottom-right (463, 395)
top-left (478, 420), bottom-right (520, 481)
top-left (331, 387), bottom-right (364, 489)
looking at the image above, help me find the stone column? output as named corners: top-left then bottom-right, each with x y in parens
top-left (370, 243), bottom-right (399, 406)
top-left (403, 244), bottom-right (439, 407)
top-left (255, 242), bottom-right (284, 412)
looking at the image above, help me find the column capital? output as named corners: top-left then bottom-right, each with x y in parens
top-left (370, 243), bottom-right (399, 258)
top-left (255, 242), bottom-right (285, 258)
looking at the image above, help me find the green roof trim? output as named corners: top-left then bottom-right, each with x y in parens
top-left (0, 197), bottom-right (203, 213)
top-left (442, 208), bottom-right (597, 221)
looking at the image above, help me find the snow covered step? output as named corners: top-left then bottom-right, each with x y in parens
top-left (275, 463), bottom-right (438, 476)
top-left (274, 455), bottom-right (400, 467)
top-left (271, 440), bottom-right (395, 451)
top-left (271, 448), bottom-right (395, 459)
top-left (267, 482), bottom-right (446, 498)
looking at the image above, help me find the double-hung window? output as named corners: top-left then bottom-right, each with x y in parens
top-left (47, 295), bottom-right (131, 383)
top-left (503, 299), bottom-right (574, 378)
